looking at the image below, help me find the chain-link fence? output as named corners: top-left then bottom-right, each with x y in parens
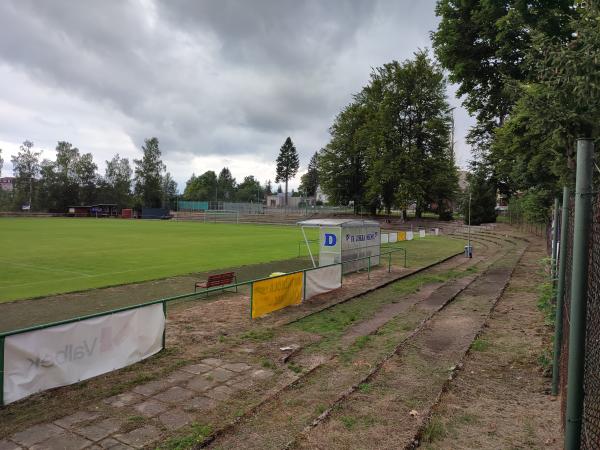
top-left (559, 193), bottom-right (600, 448)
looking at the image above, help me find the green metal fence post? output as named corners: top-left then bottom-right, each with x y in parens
top-left (162, 302), bottom-right (167, 349)
top-left (0, 336), bottom-right (4, 406)
top-left (388, 252), bottom-right (391, 273)
top-left (565, 138), bottom-right (594, 450)
top-left (551, 198), bottom-right (560, 283)
top-left (303, 270), bottom-right (307, 301)
top-left (552, 186), bottom-right (570, 395)
top-left (367, 256), bottom-right (371, 280)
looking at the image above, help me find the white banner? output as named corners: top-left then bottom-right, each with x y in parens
top-left (419, 229), bottom-right (426, 238)
top-left (406, 231), bottom-right (414, 241)
top-left (389, 232), bottom-right (397, 243)
top-left (3, 304), bottom-right (164, 405)
top-left (381, 233), bottom-right (389, 244)
top-left (305, 265), bottom-right (342, 300)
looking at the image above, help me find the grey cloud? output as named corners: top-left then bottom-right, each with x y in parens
top-left (0, 0), bottom-right (473, 188)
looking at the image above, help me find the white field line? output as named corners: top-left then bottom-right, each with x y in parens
top-left (3, 261), bottom-right (93, 277)
top-left (0, 260), bottom-right (205, 289)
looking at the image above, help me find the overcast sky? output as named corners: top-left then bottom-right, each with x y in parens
top-left (0, 0), bottom-right (474, 192)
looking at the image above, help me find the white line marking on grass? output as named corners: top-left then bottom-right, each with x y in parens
top-left (4, 261), bottom-right (93, 277)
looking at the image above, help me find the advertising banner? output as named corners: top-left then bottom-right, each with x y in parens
top-left (3, 304), bottom-right (164, 405)
top-left (381, 233), bottom-right (389, 244)
top-left (305, 265), bottom-right (342, 300)
top-left (406, 231), bottom-right (414, 240)
top-left (389, 232), bottom-right (397, 243)
top-left (397, 231), bottom-right (406, 241)
top-left (252, 272), bottom-right (303, 319)
top-left (419, 229), bottom-right (426, 238)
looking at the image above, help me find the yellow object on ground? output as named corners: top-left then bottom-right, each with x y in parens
top-left (252, 272), bottom-right (303, 319)
top-left (398, 231), bottom-right (406, 241)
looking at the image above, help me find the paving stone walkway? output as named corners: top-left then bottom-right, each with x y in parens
top-left (0, 358), bottom-right (272, 450)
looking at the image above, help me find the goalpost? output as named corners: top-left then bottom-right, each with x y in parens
top-left (203, 210), bottom-right (239, 224)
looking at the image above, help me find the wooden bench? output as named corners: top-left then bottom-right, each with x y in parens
top-left (194, 272), bottom-right (237, 295)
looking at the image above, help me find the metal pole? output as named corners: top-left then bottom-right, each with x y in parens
top-left (565, 138), bottom-right (594, 450)
top-left (0, 336), bottom-right (4, 406)
top-left (301, 226), bottom-right (316, 268)
top-left (468, 191), bottom-right (472, 258)
top-left (551, 197), bottom-right (560, 283)
top-left (552, 186), bottom-right (570, 395)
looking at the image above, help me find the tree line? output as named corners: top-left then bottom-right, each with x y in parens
top-left (0, 138), bottom-right (177, 212)
top-left (317, 50), bottom-right (459, 218)
top-left (432, 0), bottom-right (599, 222)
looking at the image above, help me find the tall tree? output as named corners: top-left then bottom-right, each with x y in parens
top-left (319, 102), bottom-right (370, 213)
top-left (161, 172), bottom-right (178, 209)
top-left (432, 0), bottom-right (575, 130)
top-left (360, 52), bottom-right (456, 217)
top-left (11, 141), bottom-right (41, 208)
top-left (275, 137), bottom-right (300, 206)
top-left (264, 179), bottom-right (273, 196)
top-left (236, 176), bottom-right (263, 203)
top-left (299, 151), bottom-right (319, 197)
top-left (463, 162), bottom-right (497, 226)
top-left (217, 167), bottom-right (236, 201)
top-left (104, 154), bottom-right (133, 207)
top-left (134, 137), bottom-right (165, 208)
top-left (183, 171), bottom-right (217, 201)
top-left (432, 0), bottom-right (579, 212)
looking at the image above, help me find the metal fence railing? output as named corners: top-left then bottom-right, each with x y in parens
top-left (552, 138), bottom-right (599, 449)
top-left (0, 247), bottom-right (408, 406)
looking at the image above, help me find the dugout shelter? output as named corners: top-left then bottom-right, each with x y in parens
top-left (297, 218), bottom-right (381, 274)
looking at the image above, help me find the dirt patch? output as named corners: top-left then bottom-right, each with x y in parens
top-left (420, 237), bottom-right (561, 449)
top-left (294, 245), bottom-right (525, 449)
top-left (0, 257), bottom-right (313, 333)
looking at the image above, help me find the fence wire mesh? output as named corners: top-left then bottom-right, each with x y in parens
top-left (559, 193), bottom-right (600, 449)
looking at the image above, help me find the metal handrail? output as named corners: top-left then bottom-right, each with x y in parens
top-left (0, 247), bottom-right (408, 339)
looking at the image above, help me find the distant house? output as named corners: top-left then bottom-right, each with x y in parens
top-left (266, 193), bottom-right (314, 208)
top-left (0, 177), bottom-right (15, 192)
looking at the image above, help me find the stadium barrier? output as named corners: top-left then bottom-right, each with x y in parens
top-left (305, 264), bottom-right (343, 300)
top-left (0, 248), bottom-right (406, 405)
top-left (0, 303), bottom-right (167, 405)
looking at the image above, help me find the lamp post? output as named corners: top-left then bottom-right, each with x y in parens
top-left (467, 191), bottom-right (472, 258)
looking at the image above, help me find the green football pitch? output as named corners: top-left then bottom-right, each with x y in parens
top-left (0, 218), bottom-right (465, 302)
top-left (0, 218), bottom-right (320, 302)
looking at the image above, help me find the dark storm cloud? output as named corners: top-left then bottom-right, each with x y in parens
top-left (0, 0), bottom-right (473, 187)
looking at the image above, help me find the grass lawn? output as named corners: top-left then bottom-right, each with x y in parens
top-left (0, 218), bottom-right (464, 302)
top-left (0, 218), bottom-right (319, 302)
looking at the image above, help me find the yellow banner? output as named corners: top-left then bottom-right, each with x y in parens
top-left (397, 231), bottom-right (406, 241)
top-left (251, 272), bottom-right (303, 319)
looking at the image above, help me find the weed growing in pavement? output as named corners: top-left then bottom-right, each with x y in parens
top-left (160, 423), bottom-right (213, 450)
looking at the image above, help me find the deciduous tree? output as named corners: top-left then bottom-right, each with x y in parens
top-left (134, 137), bottom-right (165, 208)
